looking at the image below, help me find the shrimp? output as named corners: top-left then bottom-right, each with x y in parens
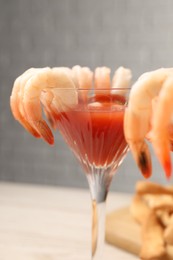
top-left (10, 67), bottom-right (77, 145)
top-left (10, 68), bottom-right (41, 138)
top-left (72, 65), bottom-right (93, 89)
top-left (112, 66), bottom-right (132, 95)
top-left (151, 76), bottom-right (173, 178)
top-left (72, 65), bottom-right (93, 101)
top-left (40, 66), bottom-right (93, 128)
top-left (94, 67), bottom-right (111, 89)
top-left (94, 66), bottom-right (132, 90)
top-left (124, 68), bottom-right (173, 179)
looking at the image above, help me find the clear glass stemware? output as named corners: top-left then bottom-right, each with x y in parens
top-left (46, 87), bottom-right (130, 259)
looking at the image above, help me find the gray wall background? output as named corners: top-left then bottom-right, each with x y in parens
top-left (0, 0), bottom-right (173, 193)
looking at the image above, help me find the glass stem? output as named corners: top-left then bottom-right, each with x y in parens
top-left (92, 199), bottom-right (106, 260)
top-left (86, 168), bottom-right (112, 260)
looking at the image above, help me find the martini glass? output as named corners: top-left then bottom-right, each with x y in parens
top-left (48, 87), bottom-right (130, 259)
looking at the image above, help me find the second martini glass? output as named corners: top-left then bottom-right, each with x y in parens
top-left (47, 87), bottom-right (130, 259)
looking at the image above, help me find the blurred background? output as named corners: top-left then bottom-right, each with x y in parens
top-left (0, 0), bottom-right (173, 193)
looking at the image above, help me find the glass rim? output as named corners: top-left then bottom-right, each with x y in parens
top-left (52, 87), bottom-right (131, 91)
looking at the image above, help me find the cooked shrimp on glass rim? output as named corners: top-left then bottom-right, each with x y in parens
top-left (10, 65), bottom-right (131, 144)
top-left (124, 68), bottom-right (173, 179)
top-left (10, 65), bottom-right (173, 179)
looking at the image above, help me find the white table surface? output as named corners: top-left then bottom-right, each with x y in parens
top-left (0, 182), bottom-right (138, 260)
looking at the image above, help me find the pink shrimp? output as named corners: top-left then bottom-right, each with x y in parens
top-left (94, 67), bottom-right (111, 89)
top-left (124, 68), bottom-right (173, 179)
top-left (151, 76), bottom-right (173, 178)
top-left (10, 67), bottom-right (77, 145)
top-left (10, 68), bottom-right (41, 138)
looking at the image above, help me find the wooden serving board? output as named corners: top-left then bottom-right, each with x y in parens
top-left (105, 207), bottom-right (173, 260)
top-left (105, 207), bottom-right (141, 255)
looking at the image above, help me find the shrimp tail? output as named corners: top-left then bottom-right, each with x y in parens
top-left (35, 120), bottom-right (54, 145)
top-left (163, 158), bottom-right (172, 179)
top-left (25, 99), bottom-right (54, 145)
top-left (124, 108), bottom-right (152, 178)
top-left (151, 130), bottom-right (172, 179)
top-left (152, 138), bottom-right (172, 179)
top-left (130, 141), bottom-right (152, 179)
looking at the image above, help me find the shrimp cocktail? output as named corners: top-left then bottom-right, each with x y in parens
top-left (10, 64), bottom-right (173, 258)
top-left (10, 65), bottom-right (131, 259)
